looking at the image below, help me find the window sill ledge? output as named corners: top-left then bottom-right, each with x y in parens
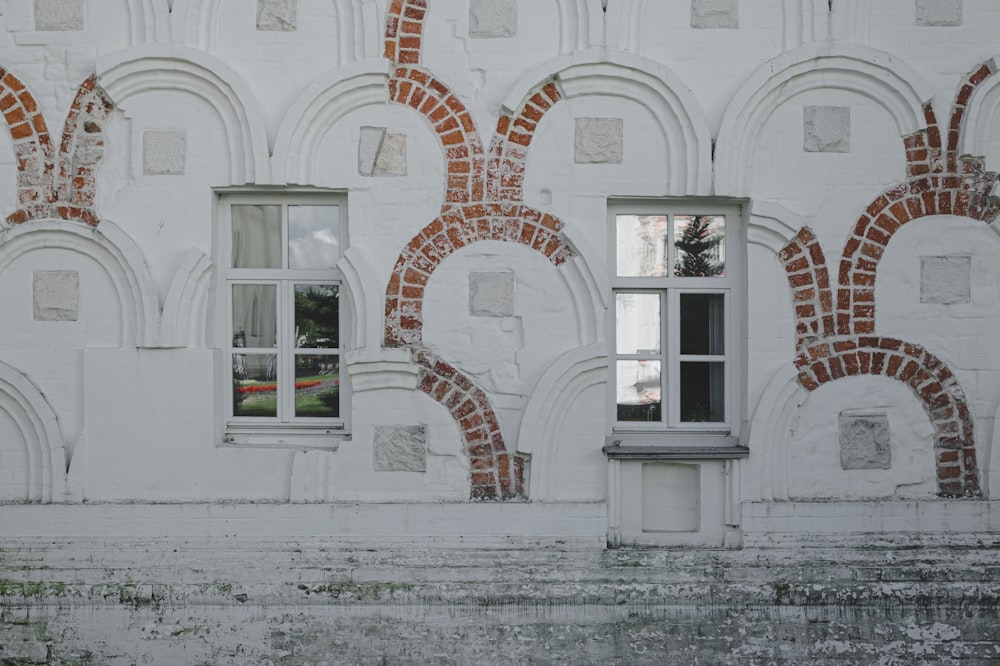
top-left (223, 426), bottom-right (349, 451)
top-left (603, 434), bottom-right (747, 460)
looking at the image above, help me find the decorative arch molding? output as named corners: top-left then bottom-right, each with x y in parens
top-left (161, 248), bottom-right (212, 349)
top-left (130, 0), bottom-right (171, 45)
top-left (748, 200), bottom-right (803, 252)
top-left (516, 343), bottom-right (607, 502)
top-left (744, 363), bottom-right (808, 502)
top-left (97, 46), bottom-right (270, 185)
top-left (169, 0), bottom-right (374, 58)
top-left (558, 225), bottom-right (608, 346)
top-left (0, 360), bottom-right (68, 503)
top-left (338, 245), bottom-right (383, 351)
top-left (957, 57), bottom-right (1000, 159)
top-left (716, 44), bottom-right (934, 197)
top-left (502, 51), bottom-right (712, 196)
top-left (555, 0), bottom-right (604, 54)
top-left (0, 220), bottom-right (161, 348)
top-left (272, 63), bottom-right (388, 185)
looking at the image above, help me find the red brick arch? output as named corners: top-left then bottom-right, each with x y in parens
top-left (774, 62), bottom-right (1000, 497)
top-left (2, 71), bottom-right (113, 227)
top-left (380, 1), bottom-right (577, 499)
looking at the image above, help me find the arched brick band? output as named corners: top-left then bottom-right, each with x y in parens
top-left (777, 227), bottom-right (835, 349)
top-left (794, 337), bottom-right (978, 497)
top-left (381, 3), bottom-right (573, 498)
top-left (487, 80), bottom-right (561, 203)
top-left (389, 67), bottom-right (486, 204)
top-left (384, 202), bottom-right (572, 346)
top-left (384, 0), bottom-right (426, 64)
top-left (0, 68), bottom-right (53, 223)
top-left (415, 349), bottom-right (524, 500)
top-left (4, 73), bottom-right (114, 227)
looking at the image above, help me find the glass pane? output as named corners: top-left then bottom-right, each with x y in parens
top-left (295, 284), bottom-right (339, 349)
top-left (616, 214), bottom-right (669, 277)
top-left (294, 355), bottom-right (340, 418)
top-left (680, 293), bottom-right (725, 355)
top-left (232, 205), bottom-right (281, 268)
top-left (289, 205), bottom-right (340, 269)
top-left (232, 353), bottom-right (278, 417)
top-left (674, 215), bottom-right (725, 277)
top-left (680, 361), bottom-right (725, 422)
top-left (616, 293), bottom-right (660, 355)
top-left (616, 360), bottom-right (661, 422)
top-left (232, 284), bottom-right (276, 348)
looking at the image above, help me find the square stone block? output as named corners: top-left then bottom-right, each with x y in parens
top-left (33, 271), bottom-right (79, 321)
top-left (143, 129), bottom-right (186, 176)
top-left (35, 0), bottom-right (84, 31)
top-left (374, 425), bottom-right (427, 472)
top-left (469, 0), bottom-right (517, 38)
top-left (257, 0), bottom-right (296, 31)
top-left (374, 134), bottom-right (407, 176)
top-left (839, 412), bottom-right (891, 470)
top-left (691, 0), bottom-right (738, 29)
top-left (574, 118), bottom-right (623, 164)
top-left (470, 271), bottom-right (515, 317)
top-left (804, 106), bottom-right (850, 153)
top-left (916, 0), bottom-right (961, 26)
top-left (920, 255), bottom-right (971, 304)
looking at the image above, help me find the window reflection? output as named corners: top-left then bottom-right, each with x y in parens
top-left (616, 359), bottom-right (662, 421)
top-left (232, 205), bottom-right (281, 269)
top-left (232, 353), bottom-right (278, 417)
top-left (674, 215), bottom-right (725, 277)
top-left (616, 215), bottom-right (670, 277)
top-left (289, 206), bottom-right (340, 269)
top-left (294, 355), bottom-right (339, 418)
top-left (294, 284), bottom-right (338, 348)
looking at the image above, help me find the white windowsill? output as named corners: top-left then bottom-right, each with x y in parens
top-left (223, 425), bottom-right (349, 450)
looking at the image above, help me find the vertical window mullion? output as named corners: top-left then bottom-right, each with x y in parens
top-left (666, 288), bottom-right (678, 428)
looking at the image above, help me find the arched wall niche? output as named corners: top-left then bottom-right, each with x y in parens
top-left (715, 44), bottom-right (934, 197)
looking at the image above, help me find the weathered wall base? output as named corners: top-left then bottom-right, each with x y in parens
top-left (3, 502), bottom-right (1000, 664)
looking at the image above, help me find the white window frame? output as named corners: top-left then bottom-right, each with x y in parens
top-left (215, 189), bottom-right (350, 449)
top-left (608, 199), bottom-right (744, 445)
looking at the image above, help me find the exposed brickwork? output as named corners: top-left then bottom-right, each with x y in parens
top-left (384, 202), bottom-right (571, 346)
top-left (381, 3), bottom-right (573, 499)
top-left (487, 80), bottom-right (561, 202)
top-left (780, 62), bottom-right (1000, 497)
top-left (3, 73), bottom-right (114, 227)
top-left (0, 67), bottom-right (54, 224)
top-left (794, 337), bottom-right (978, 497)
top-left (383, 0), bottom-right (427, 64)
top-left (415, 349), bottom-right (524, 500)
top-left (388, 67), bottom-right (486, 204)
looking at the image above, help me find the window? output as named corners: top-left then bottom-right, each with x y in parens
top-left (610, 201), bottom-right (741, 437)
top-left (218, 191), bottom-right (348, 447)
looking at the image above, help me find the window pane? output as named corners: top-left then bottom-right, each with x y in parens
top-left (680, 361), bottom-right (725, 422)
top-left (294, 355), bottom-right (340, 418)
top-left (232, 205), bottom-right (281, 268)
top-left (680, 293), bottom-right (725, 355)
top-left (616, 360), bottom-right (661, 422)
top-left (232, 353), bottom-right (278, 417)
top-left (616, 214), bottom-right (669, 277)
top-left (674, 215), bottom-right (725, 277)
top-left (295, 284), bottom-right (339, 349)
top-left (232, 284), bottom-right (276, 348)
top-left (289, 205), bottom-right (340, 269)
top-left (616, 293), bottom-right (660, 355)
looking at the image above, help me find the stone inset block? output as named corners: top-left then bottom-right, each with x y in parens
top-left (374, 425), bottom-right (427, 472)
top-left (257, 0), bottom-right (297, 31)
top-left (33, 271), bottom-right (79, 321)
top-left (469, 272), bottom-right (515, 317)
top-left (35, 0), bottom-right (84, 31)
top-left (804, 106), bottom-right (850, 153)
top-left (839, 412), bottom-right (891, 470)
top-left (691, 0), bottom-right (738, 29)
top-left (143, 129), bottom-right (186, 176)
top-left (469, 0), bottom-right (517, 38)
top-left (916, 0), bottom-right (961, 26)
top-left (574, 118), bottom-right (623, 164)
top-left (358, 127), bottom-right (407, 177)
top-left (920, 255), bottom-right (971, 304)
top-left (641, 463), bottom-right (700, 532)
